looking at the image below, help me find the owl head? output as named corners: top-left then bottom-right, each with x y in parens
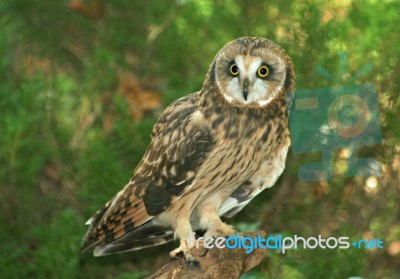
top-left (204, 37), bottom-right (295, 108)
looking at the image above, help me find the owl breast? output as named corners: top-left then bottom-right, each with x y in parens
top-left (188, 94), bottom-right (288, 207)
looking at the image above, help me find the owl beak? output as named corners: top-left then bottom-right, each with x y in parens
top-left (243, 79), bottom-right (249, 101)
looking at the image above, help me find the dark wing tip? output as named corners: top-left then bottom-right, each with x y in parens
top-left (82, 219), bottom-right (174, 257)
top-left (79, 206), bottom-right (109, 254)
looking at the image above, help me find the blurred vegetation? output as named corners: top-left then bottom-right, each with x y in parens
top-left (1, 0), bottom-right (399, 278)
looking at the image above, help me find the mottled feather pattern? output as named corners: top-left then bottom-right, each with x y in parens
top-left (81, 93), bottom-right (216, 254)
top-left (219, 133), bottom-right (291, 218)
top-left (81, 37), bottom-right (295, 258)
top-left (140, 95), bottom-right (216, 215)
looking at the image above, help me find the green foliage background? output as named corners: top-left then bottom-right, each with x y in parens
top-left (1, 0), bottom-right (399, 278)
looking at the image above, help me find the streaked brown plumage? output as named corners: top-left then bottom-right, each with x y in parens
top-left (80, 37), bottom-right (295, 262)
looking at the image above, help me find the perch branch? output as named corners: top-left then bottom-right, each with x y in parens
top-left (146, 231), bottom-right (266, 279)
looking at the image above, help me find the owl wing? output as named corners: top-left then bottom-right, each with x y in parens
top-left (218, 133), bottom-right (290, 218)
top-left (80, 92), bottom-right (216, 256)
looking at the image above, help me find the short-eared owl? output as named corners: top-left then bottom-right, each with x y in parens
top-left (81, 37), bottom-right (295, 263)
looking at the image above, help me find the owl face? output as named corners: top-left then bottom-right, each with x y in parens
top-left (211, 37), bottom-right (294, 108)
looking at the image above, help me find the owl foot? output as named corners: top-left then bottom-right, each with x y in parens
top-left (204, 221), bottom-right (236, 238)
top-left (169, 239), bottom-right (200, 267)
top-left (192, 238), bottom-right (211, 257)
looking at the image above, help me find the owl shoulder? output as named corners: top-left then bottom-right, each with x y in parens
top-left (151, 91), bottom-right (208, 138)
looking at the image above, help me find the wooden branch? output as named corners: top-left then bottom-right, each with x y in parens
top-left (146, 231), bottom-right (266, 279)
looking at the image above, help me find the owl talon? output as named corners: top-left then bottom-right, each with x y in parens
top-left (192, 237), bottom-right (209, 257)
top-left (199, 247), bottom-right (209, 257)
top-left (170, 238), bottom-right (199, 266)
top-left (186, 257), bottom-right (200, 267)
top-left (169, 246), bottom-right (184, 258)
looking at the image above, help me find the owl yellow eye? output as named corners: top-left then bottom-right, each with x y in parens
top-left (257, 65), bottom-right (269, 78)
top-left (229, 64), bottom-right (239, 76)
